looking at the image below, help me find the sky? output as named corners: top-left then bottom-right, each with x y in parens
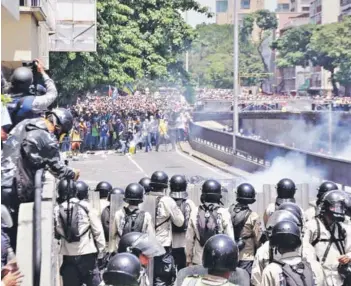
top-left (183, 0), bottom-right (278, 27)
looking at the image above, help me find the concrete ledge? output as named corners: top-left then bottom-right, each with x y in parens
top-left (16, 173), bottom-right (58, 286)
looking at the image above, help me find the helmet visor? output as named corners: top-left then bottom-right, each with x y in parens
top-left (131, 233), bottom-right (165, 258)
top-left (170, 191), bottom-right (188, 199)
top-left (329, 202), bottom-right (345, 215)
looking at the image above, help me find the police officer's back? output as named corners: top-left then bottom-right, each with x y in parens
top-left (182, 234), bottom-right (240, 286)
top-left (5, 60), bottom-right (58, 131)
top-left (304, 190), bottom-right (351, 286)
top-left (169, 175), bottom-right (196, 271)
top-left (185, 179), bottom-right (234, 266)
top-left (261, 220), bottom-right (324, 286)
top-left (54, 179), bottom-right (106, 286)
top-left (228, 183), bottom-right (261, 276)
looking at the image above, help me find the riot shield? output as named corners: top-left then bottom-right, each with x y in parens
top-left (294, 183), bottom-right (310, 211)
top-left (187, 183), bottom-right (201, 206)
top-left (108, 194), bottom-right (125, 253)
top-left (88, 191), bottom-right (101, 215)
top-left (217, 179), bottom-right (236, 207)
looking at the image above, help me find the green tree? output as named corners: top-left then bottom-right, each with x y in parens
top-left (272, 24), bottom-right (316, 68)
top-left (308, 18), bottom-right (351, 96)
top-left (188, 24), bottom-right (264, 88)
top-left (50, 0), bottom-right (211, 102)
top-left (336, 60), bottom-right (351, 96)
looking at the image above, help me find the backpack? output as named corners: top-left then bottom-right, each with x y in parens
top-left (273, 259), bottom-right (314, 286)
top-left (59, 202), bottom-right (90, 243)
top-left (101, 205), bottom-right (110, 241)
top-left (196, 204), bottom-right (220, 247)
top-left (172, 200), bottom-right (191, 233)
top-left (121, 207), bottom-right (145, 236)
top-left (229, 205), bottom-right (252, 241)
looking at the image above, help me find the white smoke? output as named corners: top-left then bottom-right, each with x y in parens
top-left (246, 152), bottom-right (325, 196)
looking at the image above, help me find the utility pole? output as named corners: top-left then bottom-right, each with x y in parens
top-left (185, 11), bottom-right (189, 72)
top-left (232, 0), bottom-right (239, 151)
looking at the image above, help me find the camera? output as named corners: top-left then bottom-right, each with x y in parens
top-left (338, 262), bottom-right (351, 283)
top-left (22, 60), bottom-right (38, 74)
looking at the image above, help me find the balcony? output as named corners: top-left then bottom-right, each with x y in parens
top-left (282, 15), bottom-right (309, 30)
top-left (19, 0), bottom-right (55, 31)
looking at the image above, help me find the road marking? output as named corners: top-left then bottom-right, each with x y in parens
top-left (127, 155), bottom-right (148, 176)
top-left (175, 148), bottom-right (232, 178)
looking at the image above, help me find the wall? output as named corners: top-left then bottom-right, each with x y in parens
top-left (1, 12), bottom-right (39, 69)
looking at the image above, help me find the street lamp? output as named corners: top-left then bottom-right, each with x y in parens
top-left (232, 0), bottom-right (239, 151)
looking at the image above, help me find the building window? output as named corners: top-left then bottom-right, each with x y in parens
top-left (241, 0), bottom-right (251, 9)
top-left (216, 0), bottom-right (228, 13)
top-left (277, 3), bottom-right (290, 11)
top-left (302, 6), bottom-right (310, 11)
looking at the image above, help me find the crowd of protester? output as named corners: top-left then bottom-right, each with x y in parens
top-left (61, 93), bottom-right (192, 155)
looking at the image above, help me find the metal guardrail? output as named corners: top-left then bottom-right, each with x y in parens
top-left (33, 169), bottom-right (44, 286)
top-left (189, 122), bottom-right (351, 187)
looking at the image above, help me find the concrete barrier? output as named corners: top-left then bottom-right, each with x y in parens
top-left (16, 172), bottom-right (59, 286)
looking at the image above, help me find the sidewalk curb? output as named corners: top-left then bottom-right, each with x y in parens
top-left (177, 143), bottom-right (246, 178)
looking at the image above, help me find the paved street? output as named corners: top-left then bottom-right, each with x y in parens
top-left (70, 148), bottom-right (234, 189)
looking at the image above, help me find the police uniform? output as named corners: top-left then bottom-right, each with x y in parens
top-left (54, 198), bottom-right (106, 286)
top-left (176, 265), bottom-right (250, 286)
top-left (185, 203), bottom-right (234, 265)
top-left (111, 205), bottom-right (155, 252)
top-left (260, 251), bottom-right (325, 286)
top-left (305, 201), bottom-right (318, 222)
top-left (251, 240), bottom-right (318, 285)
top-left (181, 275), bottom-right (238, 286)
top-left (172, 198), bottom-right (196, 270)
top-left (303, 218), bottom-right (351, 286)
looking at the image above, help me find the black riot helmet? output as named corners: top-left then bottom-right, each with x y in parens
top-left (124, 183), bottom-right (144, 204)
top-left (103, 253), bottom-right (141, 286)
top-left (10, 67), bottom-right (33, 93)
top-left (47, 108), bottom-right (74, 135)
top-left (276, 178), bottom-right (296, 199)
top-left (320, 190), bottom-right (346, 222)
top-left (203, 234), bottom-right (238, 272)
top-left (265, 210), bottom-right (300, 238)
top-left (201, 179), bottom-right (222, 203)
top-left (95, 181), bottom-right (113, 199)
top-left (277, 202), bottom-right (303, 227)
top-left (170, 175), bottom-right (188, 200)
top-left (270, 220), bottom-right (301, 250)
top-left (57, 179), bottom-right (76, 201)
top-left (317, 181), bottom-right (338, 204)
top-left (236, 183), bottom-right (256, 205)
top-left (75, 181), bottom-right (89, 200)
top-left (118, 232), bottom-right (165, 258)
top-left (150, 171), bottom-right (168, 191)
top-left (108, 187), bottom-right (125, 202)
top-left (138, 177), bottom-right (152, 194)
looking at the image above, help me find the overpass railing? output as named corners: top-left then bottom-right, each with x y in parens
top-left (189, 122), bottom-right (351, 187)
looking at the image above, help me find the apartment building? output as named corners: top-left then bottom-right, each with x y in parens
top-left (216, 0), bottom-right (265, 24)
top-left (290, 0), bottom-right (310, 12)
top-left (340, 0), bottom-right (351, 20)
top-left (309, 0), bottom-right (340, 94)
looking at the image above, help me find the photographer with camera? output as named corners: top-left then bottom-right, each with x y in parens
top-left (4, 59), bottom-right (58, 132)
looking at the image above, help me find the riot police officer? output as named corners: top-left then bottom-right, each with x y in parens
top-left (1, 108), bottom-right (79, 251)
top-left (261, 220), bottom-right (324, 286)
top-left (111, 183), bottom-right (154, 252)
top-left (76, 181), bottom-right (89, 201)
top-left (263, 178), bottom-right (297, 226)
top-left (228, 183), bottom-right (261, 276)
top-left (182, 234), bottom-right (240, 286)
top-left (101, 187), bottom-right (125, 243)
top-left (5, 60), bottom-right (58, 131)
top-left (147, 170), bottom-right (184, 286)
top-left (305, 181), bottom-right (338, 222)
top-left (118, 232), bottom-right (166, 286)
top-left (169, 175), bottom-right (196, 271)
top-left (251, 209), bottom-right (317, 286)
top-left (185, 179), bottom-right (234, 266)
top-left (304, 190), bottom-right (351, 286)
top-left (103, 253), bottom-right (141, 286)
top-left (139, 177), bottom-right (152, 194)
top-left (54, 179), bottom-right (105, 286)
top-left (95, 181), bottom-right (113, 212)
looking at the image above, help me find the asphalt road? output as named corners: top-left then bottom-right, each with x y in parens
top-left (69, 148), bottom-right (234, 189)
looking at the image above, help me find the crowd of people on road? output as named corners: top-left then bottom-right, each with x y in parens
top-left (59, 93), bottom-right (192, 155)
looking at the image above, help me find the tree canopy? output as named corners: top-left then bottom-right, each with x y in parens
top-left (49, 0), bottom-right (211, 102)
top-left (188, 24), bottom-right (265, 89)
